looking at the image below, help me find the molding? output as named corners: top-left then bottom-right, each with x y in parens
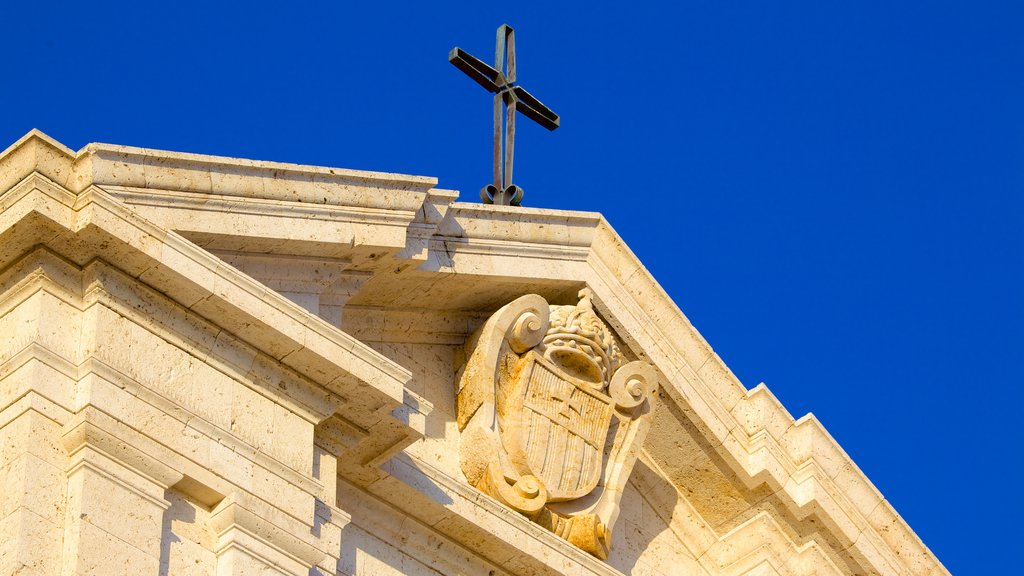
top-left (331, 478), bottom-right (511, 576)
top-left (359, 452), bottom-right (627, 576)
top-left (0, 391), bottom-right (73, 432)
top-left (702, 511), bottom-right (846, 576)
top-left (583, 219), bottom-right (946, 576)
top-left (432, 201), bottom-right (601, 264)
top-left (0, 129), bottom-right (437, 199)
top-left (634, 455), bottom-right (846, 576)
top-left (105, 186), bottom-right (419, 227)
top-left (210, 493), bottom-right (326, 569)
top-left (0, 172), bottom-right (427, 472)
top-left (61, 408), bottom-right (185, 490)
top-left (0, 131), bottom-right (949, 576)
top-left (104, 186), bottom-right (419, 258)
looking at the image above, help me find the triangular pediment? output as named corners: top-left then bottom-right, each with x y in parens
top-left (0, 130), bottom-right (946, 576)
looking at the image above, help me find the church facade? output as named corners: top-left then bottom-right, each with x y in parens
top-left (0, 130), bottom-right (948, 575)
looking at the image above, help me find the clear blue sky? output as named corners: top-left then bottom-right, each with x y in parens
top-left (3, 2), bottom-right (1020, 573)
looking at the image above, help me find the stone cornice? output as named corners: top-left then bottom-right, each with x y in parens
top-left (390, 199), bottom-right (949, 574)
top-left (0, 129), bottom-right (437, 198)
top-left (0, 130), bottom-right (453, 266)
top-left (0, 170), bottom-right (427, 472)
top-left (0, 130), bottom-right (948, 575)
top-left (584, 218), bottom-right (948, 576)
top-left (374, 452), bottom-right (627, 576)
top-left (436, 202), bottom-right (600, 263)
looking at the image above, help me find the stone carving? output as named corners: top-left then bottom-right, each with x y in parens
top-left (457, 289), bottom-right (658, 559)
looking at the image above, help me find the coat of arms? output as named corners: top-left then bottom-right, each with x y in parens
top-left (457, 289), bottom-right (658, 559)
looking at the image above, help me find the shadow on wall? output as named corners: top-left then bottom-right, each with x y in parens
top-left (328, 521), bottom-right (443, 576)
top-left (605, 458), bottom-right (680, 575)
top-left (390, 453), bottom-right (456, 507)
top-left (159, 488), bottom-right (206, 576)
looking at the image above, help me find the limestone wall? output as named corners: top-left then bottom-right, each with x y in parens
top-left (0, 130), bottom-right (949, 576)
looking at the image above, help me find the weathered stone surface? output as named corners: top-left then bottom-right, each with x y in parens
top-left (0, 130), bottom-right (948, 575)
top-left (456, 289), bottom-right (658, 559)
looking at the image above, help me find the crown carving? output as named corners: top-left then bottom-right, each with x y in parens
top-left (541, 289), bottom-right (621, 385)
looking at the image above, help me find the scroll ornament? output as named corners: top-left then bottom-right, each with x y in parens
top-left (456, 289), bottom-right (658, 559)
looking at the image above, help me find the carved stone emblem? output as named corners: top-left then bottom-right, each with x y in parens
top-left (457, 289), bottom-right (658, 559)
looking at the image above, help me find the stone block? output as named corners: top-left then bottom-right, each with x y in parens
top-left (63, 520), bottom-right (160, 575)
top-left (65, 464), bottom-right (169, 557)
top-left (0, 506), bottom-right (63, 576)
top-left (0, 453), bottom-right (65, 525)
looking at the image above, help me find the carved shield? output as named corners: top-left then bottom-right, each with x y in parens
top-left (458, 291), bottom-right (659, 559)
top-left (506, 353), bottom-right (614, 501)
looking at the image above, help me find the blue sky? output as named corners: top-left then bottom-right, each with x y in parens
top-left (3, 1), bottom-right (1020, 573)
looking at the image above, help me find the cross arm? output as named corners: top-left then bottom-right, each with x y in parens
top-left (511, 85), bottom-right (560, 131)
top-left (449, 47), bottom-right (504, 93)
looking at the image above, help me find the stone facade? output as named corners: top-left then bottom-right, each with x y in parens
top-left (0, 130), bottom-right (948, 575)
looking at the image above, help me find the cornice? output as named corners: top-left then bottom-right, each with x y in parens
top-left (583, 219), bottom-right (948, 576)
top-left (0, 130), bottom-right (948, 576)
top-left (0, 130), bottom-right (455, 267)
top-left (375, 452), bottom-right (628, 576)
top-left (0, 129), bottom-right (436, 198)
top-left (0, 170), bottom-right (427, 475)
top-left (437, 202), bottom-right (601, 263)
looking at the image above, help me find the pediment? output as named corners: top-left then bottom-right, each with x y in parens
top-left (0, 130), bottom-right (946, 576)
top-left (0, 167), bottom-right (427, 472)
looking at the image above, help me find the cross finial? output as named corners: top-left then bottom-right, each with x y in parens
top-left (449, 24), bottom-right (560, 206)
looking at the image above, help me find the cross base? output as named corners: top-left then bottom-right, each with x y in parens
top-left (481, 183), bottom-right (524, 206)
top-left (451, 25), bottom-right (558, 208)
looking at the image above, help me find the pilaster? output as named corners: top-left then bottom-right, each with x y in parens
top-left (0, 397), bottom-right (70, 576)
top-left (59, 412), bottom-right (183, 576)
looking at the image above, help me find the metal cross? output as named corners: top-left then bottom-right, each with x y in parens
top-left (449, 24), bottom-right (560, 206)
